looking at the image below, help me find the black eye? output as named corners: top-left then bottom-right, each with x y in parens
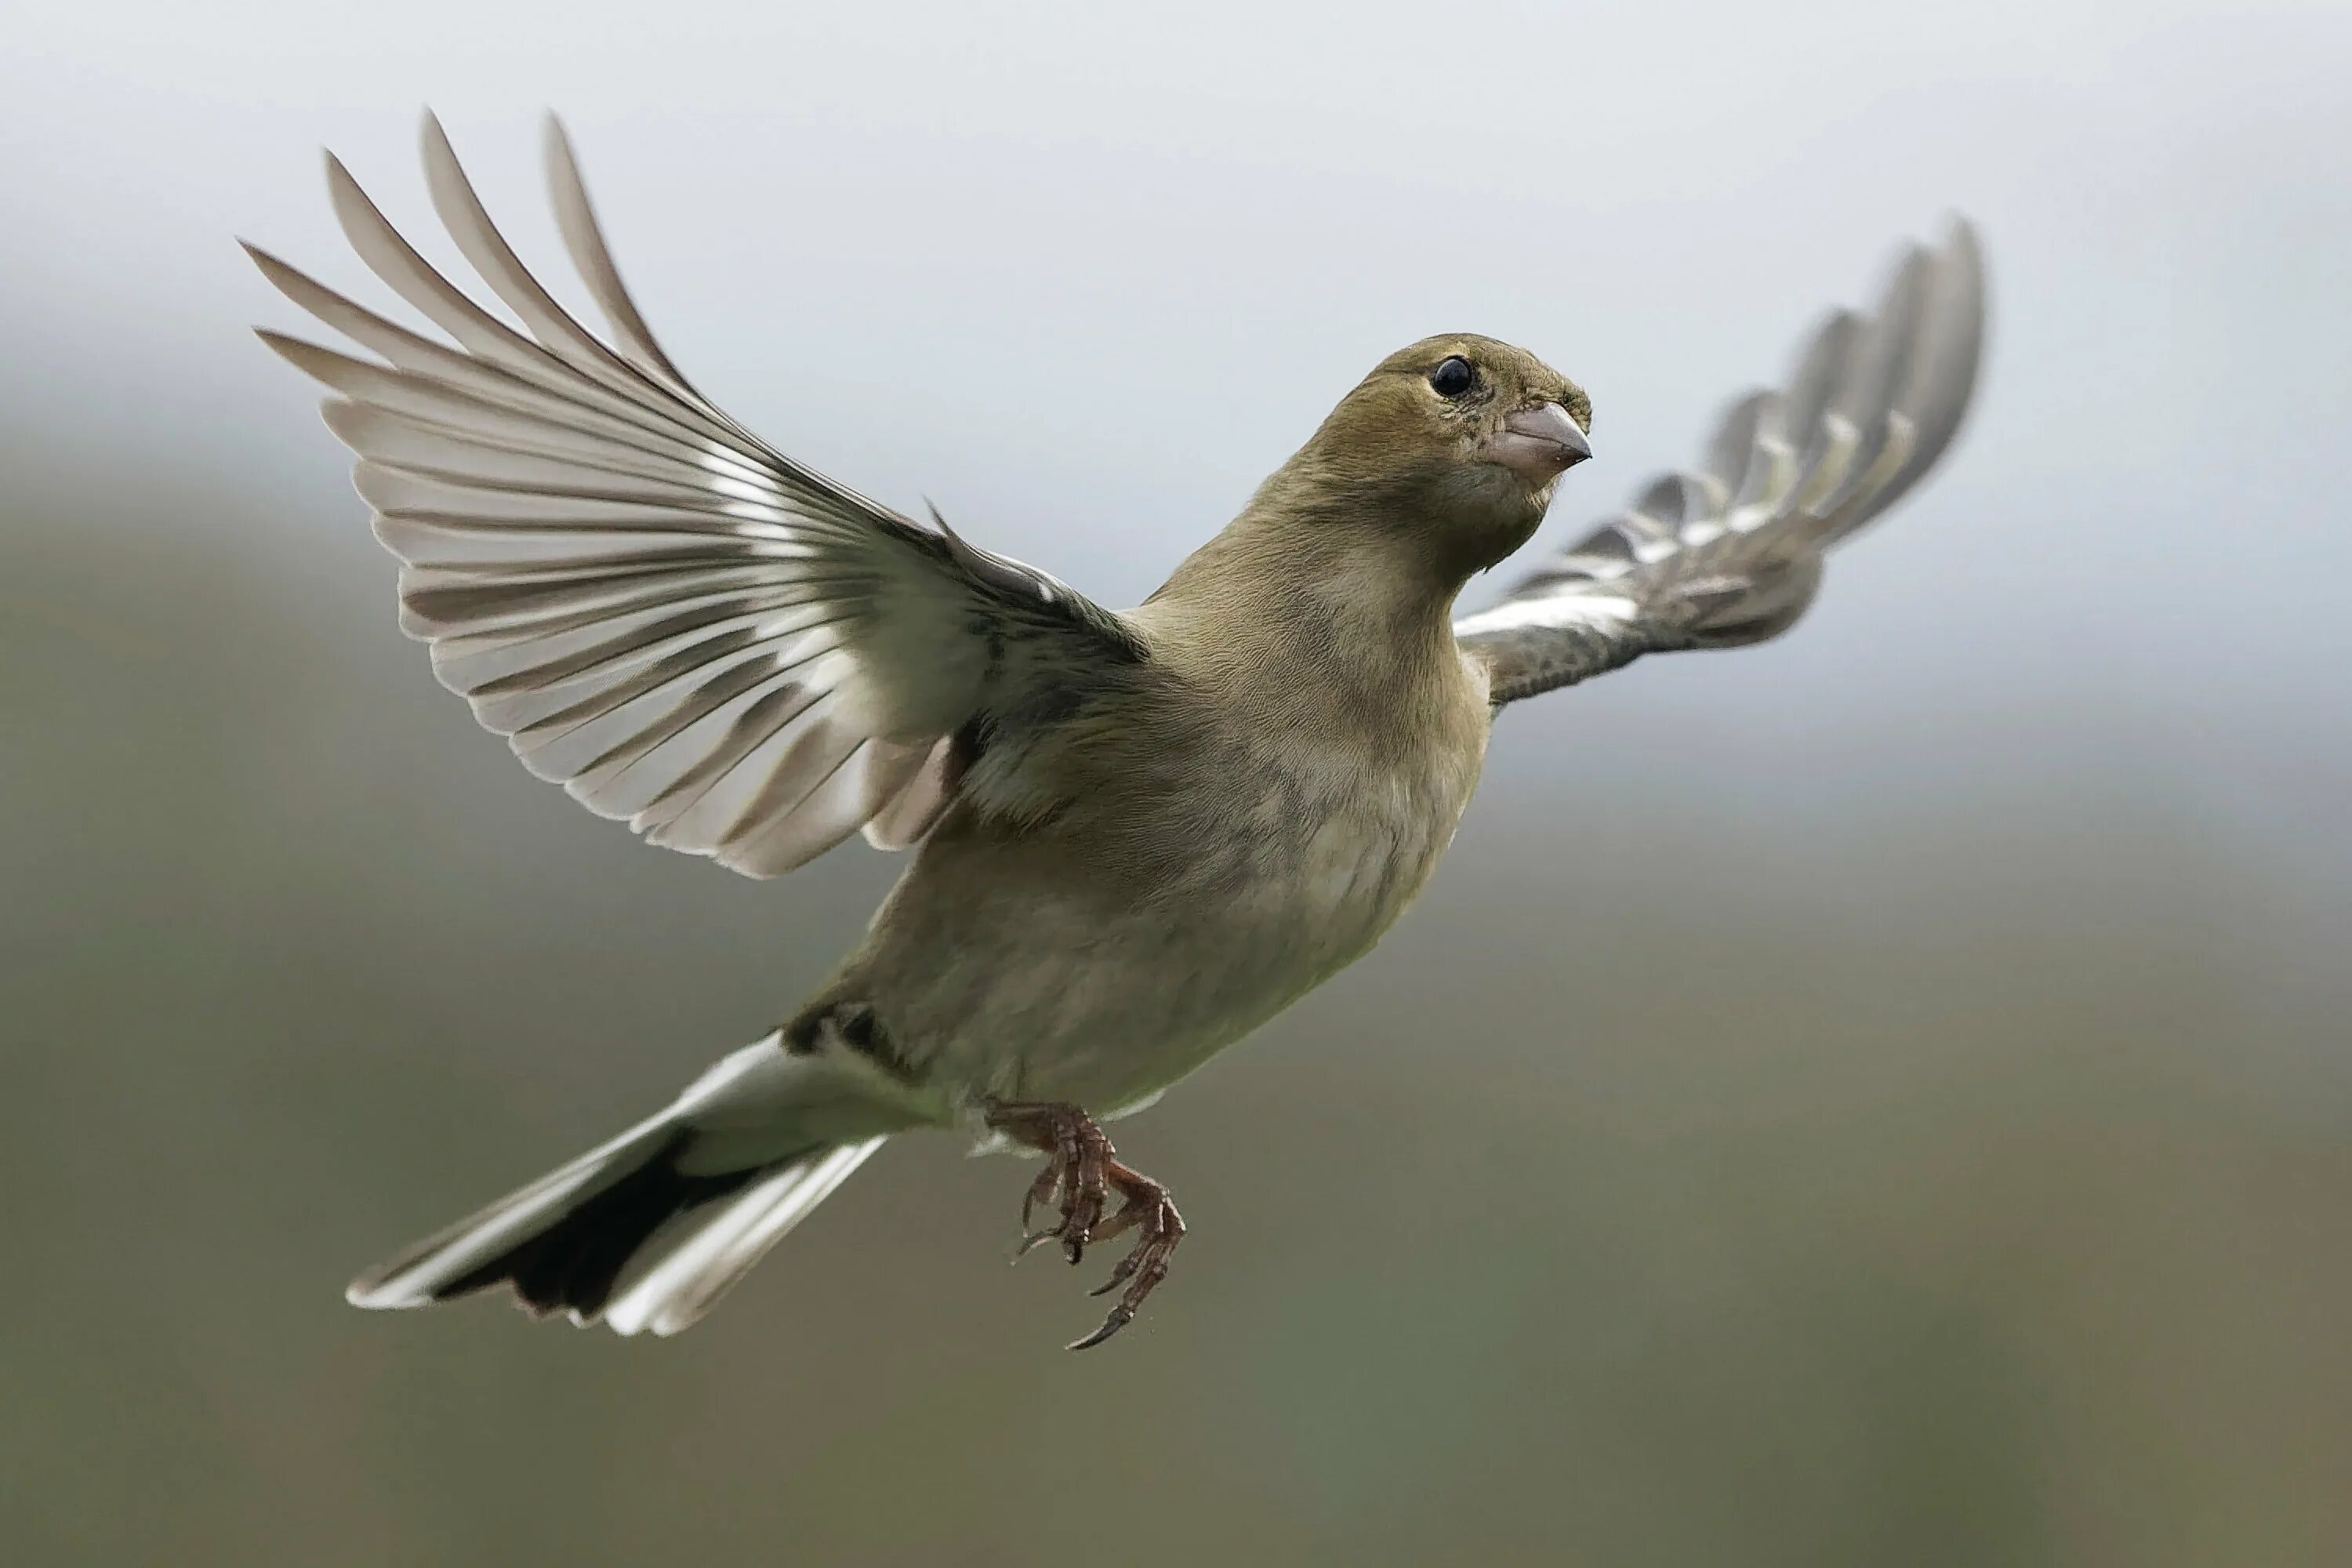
top-left (1428, 355), bottom-right (1475, 398)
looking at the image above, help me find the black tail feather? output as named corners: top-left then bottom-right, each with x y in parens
top-left (434, 1131), bottom-right (761, 1321)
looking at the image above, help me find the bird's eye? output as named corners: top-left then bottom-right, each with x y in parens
top-left (1428, 356), bottom-right (1475, 398)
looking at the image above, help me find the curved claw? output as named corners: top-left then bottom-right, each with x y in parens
top-left (1020, 1161), bottom-right (1062, 1233)
top-left (1088, 1256), bottom-right (1141, 1298)
top-left (1066, 1306), bottom-right (1137, 1352)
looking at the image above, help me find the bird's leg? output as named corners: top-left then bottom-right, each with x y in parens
top-left (985, 1101), bottom-right (1111, 1265)
top-left (983, 1102), bottom-right (1185, 1348)
top-left (1069, 1158), bottom-right (1186, 1351)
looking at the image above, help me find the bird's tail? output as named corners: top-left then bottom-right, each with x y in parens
top-left (345, 1033), bottom-right (900, 1336)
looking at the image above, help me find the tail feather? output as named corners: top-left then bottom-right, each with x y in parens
top-left (435, 1128), bottom-right (764, 1318)
top-left (603, 1141), bottom-right (880, 1337)
top-left (347, 1032), bottom-right (898, 1335)
top-left (344, 1113), bottom-right (679, 1311)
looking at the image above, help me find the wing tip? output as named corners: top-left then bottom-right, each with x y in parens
top-left (239, 237), bottom-right (290, 296)
top-left (250, 324), bottom-right (318, 363)
top-left (1939, 216), bottom-right (1991, 328)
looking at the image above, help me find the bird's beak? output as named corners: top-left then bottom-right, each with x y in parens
top-left (1484, 401), bottom-right (1593, 482)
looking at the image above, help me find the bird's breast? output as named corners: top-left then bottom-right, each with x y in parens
top-left (1212, 711), bottom-right (1488, 976)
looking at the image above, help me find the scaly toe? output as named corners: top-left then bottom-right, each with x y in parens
top-left (1087, 1254), bottom-right (1142, 1298)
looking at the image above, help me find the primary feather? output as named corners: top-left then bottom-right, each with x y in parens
top-left (1455, 221), bottom-right (1986, 704)
top-left (249, 112), bottom-right (1143, 877)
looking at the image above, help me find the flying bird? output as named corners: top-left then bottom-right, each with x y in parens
top-left (249, 114), bottom-right (1986, 1348)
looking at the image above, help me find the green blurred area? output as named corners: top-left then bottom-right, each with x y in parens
top-left (4, 434), bottom-right (2348, 1567)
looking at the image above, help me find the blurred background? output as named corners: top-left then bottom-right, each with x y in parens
top-left (5, 2), bottom-right (2349, 1563)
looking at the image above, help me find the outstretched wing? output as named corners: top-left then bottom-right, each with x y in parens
top-left (1457, 222), bottom-right (1986, 706)
top-left (250, 114), bottom-right (1145, 877)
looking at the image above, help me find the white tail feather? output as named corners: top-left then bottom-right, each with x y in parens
top-left (345, 1032), bottom-right (901, 1333)
top-left (344, 1112), bottom-right (677, 1309)
top-left (604, 1140), bottom-right (881, 1337)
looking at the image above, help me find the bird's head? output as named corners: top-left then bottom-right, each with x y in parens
top-left (1287, 333), bottom-right (1593, 579)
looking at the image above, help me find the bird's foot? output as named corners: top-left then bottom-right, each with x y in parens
top-left (994, 1100), bottom-right (1112, 1265)
top-left (985, 1100), bottom-right (1185, 1348)
top-left (1069, 1161), bottom-right (1185, 1350)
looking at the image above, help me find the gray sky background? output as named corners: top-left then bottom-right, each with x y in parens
top-left (5, 0), bottom-right (2347, 815)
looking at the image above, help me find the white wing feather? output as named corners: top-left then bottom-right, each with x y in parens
top-left (1458, 222), bottom-right (1987, 704)
top-left (251, 114), bottom-right (1142, 875)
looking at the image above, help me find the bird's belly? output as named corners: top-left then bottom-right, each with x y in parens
top-left (882, 764), bottom-right (1476, 1116)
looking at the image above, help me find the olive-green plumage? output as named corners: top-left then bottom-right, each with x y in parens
top-left (265, 114), bottom-right (1984, 1343)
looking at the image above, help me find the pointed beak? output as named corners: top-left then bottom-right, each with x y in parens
top-left (1485, 401), bottom-right (1592, 482)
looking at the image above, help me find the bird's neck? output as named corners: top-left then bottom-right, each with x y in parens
top-left (1141, 479), bottom-right (1478, 729)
